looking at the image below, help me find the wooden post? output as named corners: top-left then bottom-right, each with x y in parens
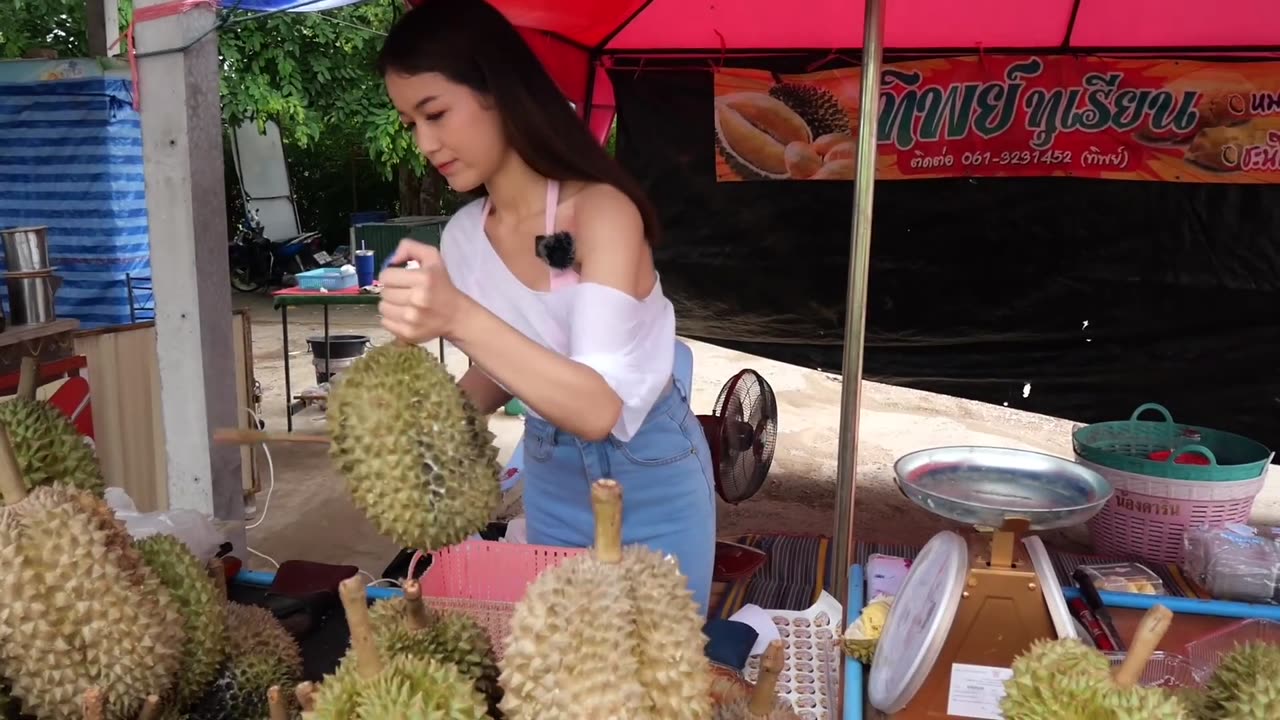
top-left (85, 0), bottom-right (120, 57)
top-left (132, 0), bottom-right (245, 547)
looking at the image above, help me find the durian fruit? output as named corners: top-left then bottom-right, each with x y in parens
top-left (326, 342), bottom-right (501, 552)
top-left (1000, 604), bottom-right (1189, 720)
top-left (500, 479), bottom-right (712, 720)
top-left (842, 593), bottom-right (892, 664)
top-left (0, 426), bottom-right (185, 720)
top-left (365, 580), bottom-right (503, 716)
top-left (713, 642), bottom-right (800, 720)
top-left (768, 82), bottom-right (851, 137)
top-left (308, 576), bottom-right (487, 720)
top-left (1197, 640), bottom-right (1280, 720)
top-left (0, 357), bottom-right (104, 496)
top-left (186, 603), bottom-right (303, 720)
top-left (134, 534), bottom-right (229, 708)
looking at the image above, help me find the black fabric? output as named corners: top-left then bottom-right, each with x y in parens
top-left (610, 62), bottom-right (1280, 456)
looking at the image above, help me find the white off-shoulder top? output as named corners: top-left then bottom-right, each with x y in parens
top-left (439, 180), bottom-right (676, 442)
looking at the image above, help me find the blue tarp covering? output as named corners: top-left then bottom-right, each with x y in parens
top-left (0, 62), bottom-right (152, 328)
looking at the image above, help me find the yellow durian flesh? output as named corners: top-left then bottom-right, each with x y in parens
top-left (326, 342), bottom-right (500, 552)
top-left (499, 480), bottom-right (712, 720)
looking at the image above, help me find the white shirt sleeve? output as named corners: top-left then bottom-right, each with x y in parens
top-left (568, 282), bottom-right (675, 442)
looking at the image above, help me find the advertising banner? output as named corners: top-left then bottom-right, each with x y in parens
top-left (713, 56), bottom-right (1280, 183)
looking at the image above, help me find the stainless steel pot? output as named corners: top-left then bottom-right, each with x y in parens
top-left (1, 226), bottom-right (50, 272)
top-left (6, 271), bottom-right (62, 325)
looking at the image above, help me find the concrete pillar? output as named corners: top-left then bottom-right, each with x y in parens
top-left (132, 0), bottom-right (245, 541)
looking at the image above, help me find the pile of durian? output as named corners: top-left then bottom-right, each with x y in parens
top-left (0, 361), bottom-right (305, 720)
top-left (1001, 603), bottom-right (1280, 720)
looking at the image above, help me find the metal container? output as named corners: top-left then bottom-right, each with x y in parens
top-left (894, 445), bottom-right (1114, 530)
top-left (1, 226), bottom-right (50, 272)
top-left (5, 271), bottom-right (62, 325)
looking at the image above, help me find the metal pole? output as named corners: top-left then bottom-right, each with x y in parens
top-left (833, 0), bottom-right (885, 717)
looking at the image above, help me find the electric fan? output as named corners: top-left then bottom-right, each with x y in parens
top-left (698, 369), bottom-right (778, 505)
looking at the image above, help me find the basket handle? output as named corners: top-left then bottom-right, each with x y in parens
top-left (1165, 444), bottom-right (1219, 466)
top-left (1129, 403), bottom-right (1175, 425)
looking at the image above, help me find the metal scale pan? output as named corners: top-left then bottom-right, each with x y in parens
top-left (868, 446), bottom-right (1113, 716)
top-left (894, 445), bottom-right (1113, 530)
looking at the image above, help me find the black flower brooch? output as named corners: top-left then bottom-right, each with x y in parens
top-left (535, 231), bottom-right (576, 270)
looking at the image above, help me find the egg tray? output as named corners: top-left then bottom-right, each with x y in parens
top-left (743, 593), bottom-right (843, 720)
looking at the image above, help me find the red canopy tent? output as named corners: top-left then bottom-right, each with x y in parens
top-left (408, 4), bottom-right (1280, 714)
top-left (498, 0), bottom-right (1280, 141)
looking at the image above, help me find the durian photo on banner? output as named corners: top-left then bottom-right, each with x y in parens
top-left (712, 56), bottom-right (1280, 184)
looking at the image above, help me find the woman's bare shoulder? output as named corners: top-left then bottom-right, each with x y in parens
top-left (564, 183), bottom-right (644, 251)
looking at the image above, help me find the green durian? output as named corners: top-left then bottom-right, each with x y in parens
top-left (185, 655), bottom-right (298, 720)
top-left (224, 603), bottom-right (303, 677)
top-left (367, 591), bottom-right (502, 717)
top-left (135, 534), bottom-right (228, 708)
top-left (311, 654), bottom-right (487, 720)
top-left (327, 342), bottom-right (501, 552)
top-left (0, 398), bottom-right (103, 496)
top-left (1000, 639), bottom-right (1113, 720)
top-left (1199, 641), bottom-right (1280, 720)
top-left (768, 82), bottom-right (851, 137)
top-left (1102, 685), bottom-right (1190, 719)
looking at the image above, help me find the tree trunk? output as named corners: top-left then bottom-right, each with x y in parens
top-left (397, 162), bottom-right (453, 216)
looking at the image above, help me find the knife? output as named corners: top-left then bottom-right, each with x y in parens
top-left (1073, 568), bottom-right (1126, 651)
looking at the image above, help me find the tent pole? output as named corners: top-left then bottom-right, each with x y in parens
top-left (833, 0), bottom-right (885, 716)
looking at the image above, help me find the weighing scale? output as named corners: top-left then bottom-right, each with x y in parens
top-left (868, 446), bottom-right (1113, 719)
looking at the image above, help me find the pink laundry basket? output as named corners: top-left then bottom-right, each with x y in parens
top-left (1080, 456), bottom-right (1267, 564)
top-left (413, 539), bottom-right (586, 658)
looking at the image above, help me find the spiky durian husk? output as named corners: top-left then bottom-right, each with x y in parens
top-left (842, 638), bottom-right (876, 664)
top-left (1219, 671), bottom-right (1280, 719)
top-left (499, 558), bottom-right (646, 719)
top-left (710, 673), bottom-right (749, 719)
top-left (0, 485), bottom-right (185, 720)
top-left (0, 399), bottom-right (104, 495)
top-left (135, 534), bottom-right (228, 708)
top-left (225, 603), bottom-right (303, 677)
top-left (1199, 641), bottom-right (1280, 720)
top-left (767, 83), bottom-right (850, 137)
top-left (1104, 686), bottom-right (1191, 719)
top-left (625, 546), bottom-right (713, 719)
top-left (366, 599), bottom-right (503, 716)
top-left (327, 343), bottom-right (501, 552)
top-left (999, 639), bottom-right (1112, 720)
top-left (311, 654), bottom-right (487, 720)
top-left (185, 655), bottom-right (299, 720)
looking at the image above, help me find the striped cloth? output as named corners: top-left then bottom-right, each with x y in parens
top-left (711, 534), bottom-right (1206, 617)
top-left (0, 69), bottom-right (151, 328)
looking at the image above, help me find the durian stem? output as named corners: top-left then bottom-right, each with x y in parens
top-left (136, 695), bottom-right (160, 720)
top-left (749, 640), bottom-right (786, 715)
top-left (82, 687), bottom-right (105, 720)
top-left (0, 424), bottom-right (28, 504)
top-left (16, 356), bottom-right (37, 401)
top-left (267, 686), bottom-right (289, 720)
top-left (402, 578), bottom-right (432, 631)
top-left (590, 479), bottom-right (623, 563)
top-left (208, 557), bottom-right (228, 600)
top-left (295, 682), bottom-right (317, 712)
top-left (1113, 604), bottom-right (1173, 689)
top-left (213, 428), bottom-right (329, 445)
top-left (339, 575), bottom-right (383, 678)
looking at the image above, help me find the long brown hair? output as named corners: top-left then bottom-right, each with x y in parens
top-left (377, 0), bottom-right (662, 245)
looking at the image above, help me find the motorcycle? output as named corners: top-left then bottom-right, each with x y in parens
top-left (228, 209), bottom-right (347, 292)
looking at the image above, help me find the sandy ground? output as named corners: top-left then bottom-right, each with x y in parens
top-left (233, 293), bottom-right (1280, 580)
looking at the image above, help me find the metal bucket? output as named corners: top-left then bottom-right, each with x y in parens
top-left (1, 226), bottom-right (50, 272)
top-left (5, 271), bottom-right (62, 325)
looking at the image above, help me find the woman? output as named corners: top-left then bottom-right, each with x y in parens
top-left (373, 0), bottom-right (717, 616)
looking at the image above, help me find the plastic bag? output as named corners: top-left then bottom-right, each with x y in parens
top-left (104, 487), bottom-right (228, 565)
top-left (1183, 525), bottom-right (1280, 604)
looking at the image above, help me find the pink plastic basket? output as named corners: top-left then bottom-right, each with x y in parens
top-left (1079, 456), bottom-right (1266, 564)
top-left (413, 539), bottom-right (586, 658)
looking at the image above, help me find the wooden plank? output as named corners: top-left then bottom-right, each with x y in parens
top-left (0, 319), bottom-right (79, 376)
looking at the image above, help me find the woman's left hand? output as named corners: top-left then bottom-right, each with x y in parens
top-left (377, 240), bottom-right (469, 343)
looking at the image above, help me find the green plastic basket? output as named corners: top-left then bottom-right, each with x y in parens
top-left (1072, 403), bottom-right (1273, 482)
